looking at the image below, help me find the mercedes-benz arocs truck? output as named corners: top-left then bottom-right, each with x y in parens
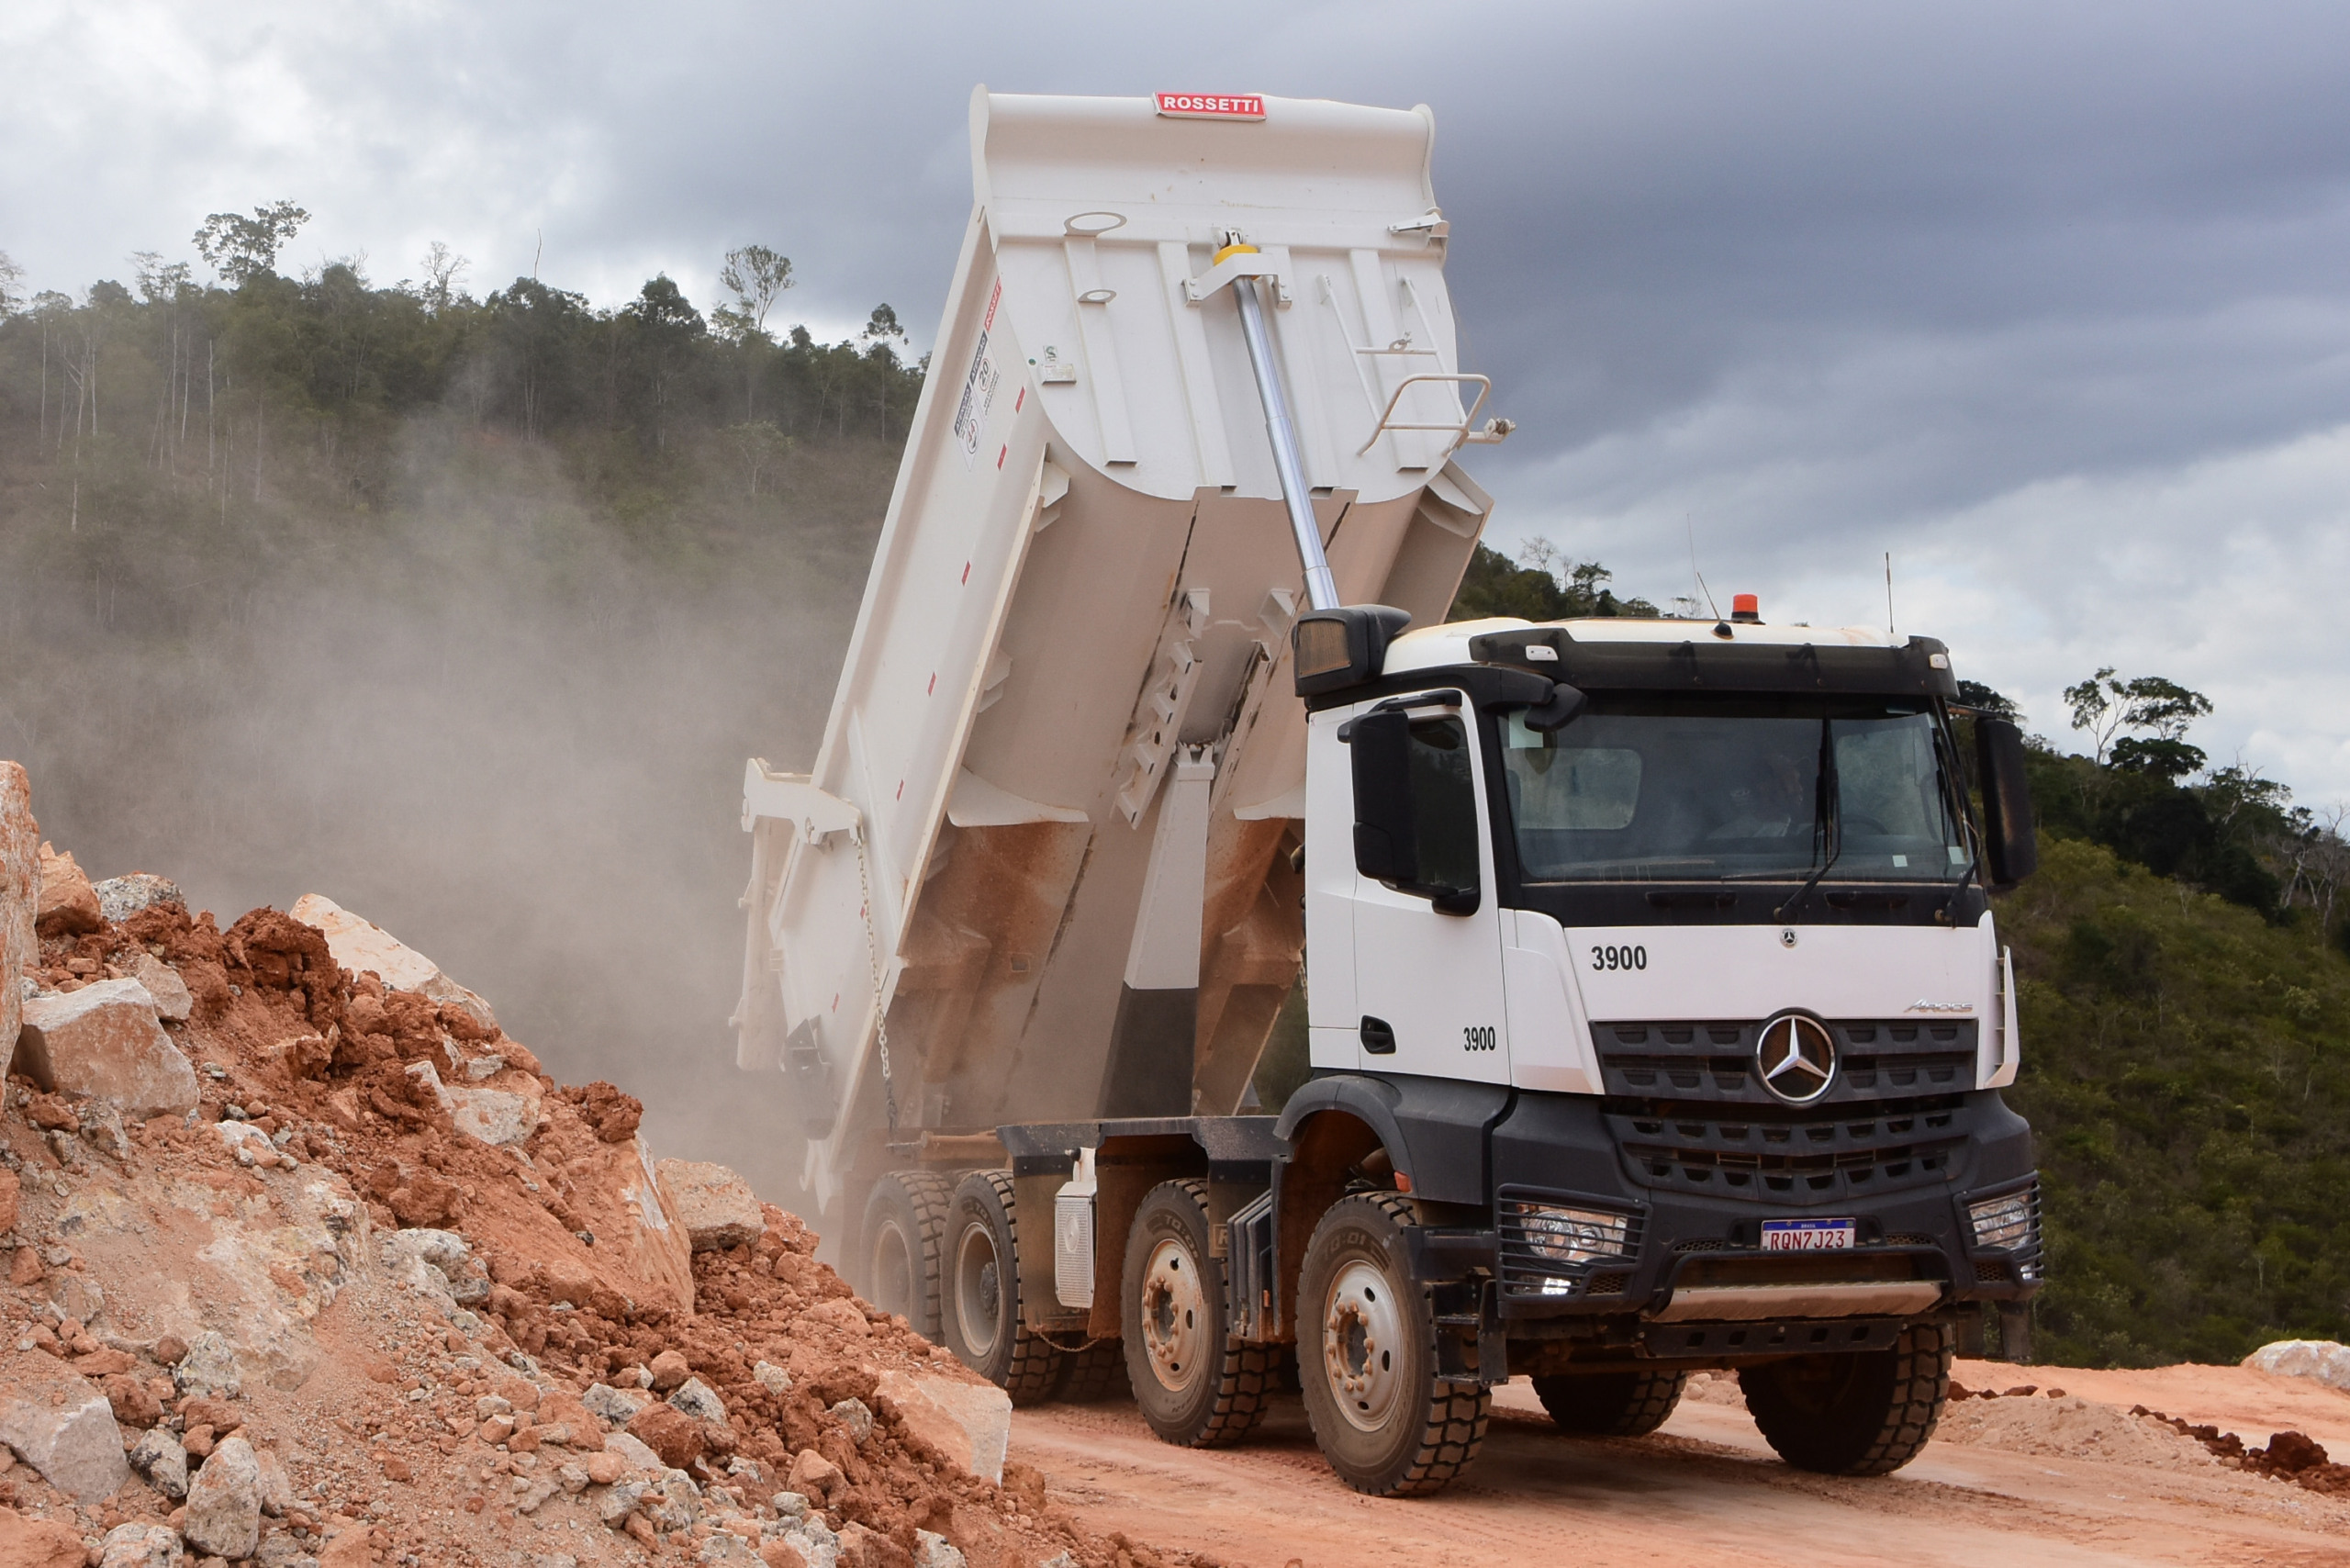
top-left (734, 87), bottom-right (2045, 1496)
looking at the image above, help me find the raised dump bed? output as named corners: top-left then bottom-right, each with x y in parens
top-left (733, 88), bottom-right (1505, 1215)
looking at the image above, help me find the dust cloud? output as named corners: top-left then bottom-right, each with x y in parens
top-left (0, 414), bottom-right (891, 1207)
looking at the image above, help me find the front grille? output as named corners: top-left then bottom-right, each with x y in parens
top-left (1975, 1260), bottom-right (2009, 1282)
top-left (1608, 1102), bottom-right (1968, 1203)
top-left (1598, 1018), bottom-right (1977, 1107)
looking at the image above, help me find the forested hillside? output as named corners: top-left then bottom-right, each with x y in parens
top-left (0, 216), bottom-right (922, 1197)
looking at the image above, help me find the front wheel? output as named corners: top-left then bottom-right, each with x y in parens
top-left (1740, 1320), bottom-right (1953, 1475)
top-left (1296, 1191), bottom-right (1488, 1496)
top-left (1530, 1369), bottom-right (1687, 1437)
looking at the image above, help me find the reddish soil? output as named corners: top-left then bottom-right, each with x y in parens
top-left (2, 893), bottom-right (1192, 1568)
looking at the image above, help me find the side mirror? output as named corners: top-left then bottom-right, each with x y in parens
top-left (1522, 681), bottom-right (1587, 732)
top-left (1974, 717), bottom-right (2038, 887)
top-left (1348, 710), bottom-right (1419, 884)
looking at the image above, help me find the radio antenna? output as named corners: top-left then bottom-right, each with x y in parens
top-left (1885, 552), bottom-right (1896, 636)
top-left (1687, 515), bottom-right (1720, 621)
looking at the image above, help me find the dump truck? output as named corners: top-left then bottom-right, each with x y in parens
top-left (734, 87), bottom-right (2045, 1496)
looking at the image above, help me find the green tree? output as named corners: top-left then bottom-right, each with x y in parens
top-left (193, 201), bottom-right (312, 285)
top-left (714, 245), bottom-right (792, 343)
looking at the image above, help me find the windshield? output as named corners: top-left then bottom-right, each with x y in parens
top-left (1499, 696), bottom-right (1971, 883)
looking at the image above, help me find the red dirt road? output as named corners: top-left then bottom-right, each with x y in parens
top-left (1011, 1360), bottom-right (2350, 1567)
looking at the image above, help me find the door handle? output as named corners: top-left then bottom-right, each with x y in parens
top-left (1360, 1016), bottom-right (1397, 1055)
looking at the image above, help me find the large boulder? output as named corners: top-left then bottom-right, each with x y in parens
top-left (183, 1435), bottom-right (262, 1560)
top-left (874, 1368), bottom-right (1012, 1484)
top-left (128, 952), bottom-right (193, 1023)
top-left (0, 764), bottom-right (33, 1082)
top-left (92, 873), bottom-right (184, 924)
top-left (32, 841), bottom-right (100, 938)
top-left (13, 979), bottom-right (199, 1120)
top-left (655, 1159), bottom-right (765, 1253)
top-left (288, 893), bottom-right (498, 1032)
top-left (2244, 1338), bottom-right (2350, 1391)
top-left (0, 1350), bottom-right (130, 1501)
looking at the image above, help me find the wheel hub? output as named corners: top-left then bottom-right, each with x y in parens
top-left (953, 1223), bottom-right (1004, 1358)
top-left (1141, 1238), bottom-right (1206, 1393)
top-left (1322, 1259), bottom-right (1405, 1433)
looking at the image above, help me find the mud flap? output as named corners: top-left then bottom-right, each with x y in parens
top-left (1429, 1277), bottom-right (1505, 1387)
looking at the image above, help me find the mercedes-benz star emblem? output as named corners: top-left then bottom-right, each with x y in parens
top-left (1755, 1014), bottom-right (1837, 1105)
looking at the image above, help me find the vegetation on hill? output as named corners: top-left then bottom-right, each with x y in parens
top-left (0, 218), bottom-right (920, 1199)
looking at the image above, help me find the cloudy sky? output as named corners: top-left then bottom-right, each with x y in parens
top-left (9, 0), bottom-right (2350, 801)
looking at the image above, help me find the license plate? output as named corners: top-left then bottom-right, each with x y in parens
top-left (1762, 1218), bottom-right (1855, 1251)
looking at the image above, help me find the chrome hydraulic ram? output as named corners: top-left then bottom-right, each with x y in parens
top-left (1225, 244), bottom-right (1341, 613)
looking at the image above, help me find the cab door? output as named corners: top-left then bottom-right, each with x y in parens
top-left (1348, 696), bottom-right (1511, 1083)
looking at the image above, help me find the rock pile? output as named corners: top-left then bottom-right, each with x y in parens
top-left (0, 801), bottom-right (1185, 1567)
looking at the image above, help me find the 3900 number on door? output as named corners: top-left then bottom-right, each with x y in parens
top-left (1590, 945), bottom-right (1647, 972)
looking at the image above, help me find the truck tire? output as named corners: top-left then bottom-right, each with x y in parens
top-left (940, 1170), bottom-right (1062, 1405)
top-left (1120, 1179), bottom-right (1273, 1447)
top-left (1740, 1320), bottom-right (1953, 1475)
top-left (1296, 1190), bottom-right (1488, 1496)
top-left (858, 1170), bottom-right (954, 1342)
top-left (1054, 1338), bottom-right (1129, 1403)
top-left (1530, 1369), bottom-right (1688, 1437)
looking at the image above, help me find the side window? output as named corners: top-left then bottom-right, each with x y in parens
top-left (1407, 717), bottom-right (1480, 893)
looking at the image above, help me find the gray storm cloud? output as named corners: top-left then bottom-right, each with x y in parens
top-left (6, 0), bottom-right (2347, 795)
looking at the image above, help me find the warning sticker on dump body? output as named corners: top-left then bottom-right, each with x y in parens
top-left (1156, 93), bottom-right (1265, 120)
top-left (952, 278), bottom-right (1004, 470)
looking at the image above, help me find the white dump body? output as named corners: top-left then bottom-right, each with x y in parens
top-left (738, 89), bottom-right (1503, 1213)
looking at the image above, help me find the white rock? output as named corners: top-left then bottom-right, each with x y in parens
top-left (289, 893), bottom-right (498, 1031)
top-left (583, 1382), bottom-right (651, 1428)
top-left (2244, 1338), bottom-right (2350, 1391)
top-left (669, 1377), bottom-right (727, 1425)
top-left (827, 1397), bottom-right (872, 1444)
top-left (256, 1444), bottom-right (297, 1516)
top-left (172, 1330), bottom-right (243, 1398)
top-left (602, 1430), bottom-right (664, 1473)
top-left (873, 1368), bottom-right (1012, 1484)
top-left (916, 1529), bottom-right (968, 1568)
top-left (98, 1521), bottom-right (185, 1567)
top-left (752, 1361), bottom-right (792, 1397)
top-left (599, 1478), bottom-right (648, 1526)
top-left (0, 1353), bottom-right (130, 1500)
top-left (403, 1059), bottom-right (537, 1147)
top-left (655, 1159), bottom-right (765, 1253)
top-left (129, 952), bottom-right (193, 1022)
top-left (95, 874), bottom-right (185, 924)
top-left (14, 977), bottom-right (198, 1119)
top-left (129, 1427), bottom-right (189, 1500)
top-left (184, 1435), bottom-right (263, 1560)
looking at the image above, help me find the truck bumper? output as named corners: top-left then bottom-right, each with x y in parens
top-left (1403, 1086), bottom-right (2042, 1367)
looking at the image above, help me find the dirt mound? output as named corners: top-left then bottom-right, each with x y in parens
top-left (0, 869), bottom-right (1193, 1568)
top-left (1936, 1388), bottom-right (2220, 1471)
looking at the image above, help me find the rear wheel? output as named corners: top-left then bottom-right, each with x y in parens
top-left (940, 1170), bottom-right (1062, 1405)
top-left (1054, 1338), bottom-right (1129, 1403)
top-left (858, 1170), bottom-right (953, 1342)
top-left (1530, 1369), bottom-right (1688, 1437)
top-left (1120, 1179), bottom-right (1271, 1447)
top-left (1740, 1320), bottom-right (1953, 1475)
top-left (1297, 1191), bottom-right (1488, 1496)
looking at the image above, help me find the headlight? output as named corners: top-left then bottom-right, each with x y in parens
top-left (1967, 1189), bottom-right (2036, 1251)
top-left (1502, 1199), bottom-right (1637, 1266)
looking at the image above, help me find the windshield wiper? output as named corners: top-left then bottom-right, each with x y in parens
top-left (1774, 718), bottom-right (1841, 922)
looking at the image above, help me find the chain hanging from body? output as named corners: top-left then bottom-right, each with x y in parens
top-left (854, 830), bottom-right (897, 1131)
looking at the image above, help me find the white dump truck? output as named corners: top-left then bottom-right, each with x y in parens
top-left (735, 88), bottom-right (2044, 1496)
